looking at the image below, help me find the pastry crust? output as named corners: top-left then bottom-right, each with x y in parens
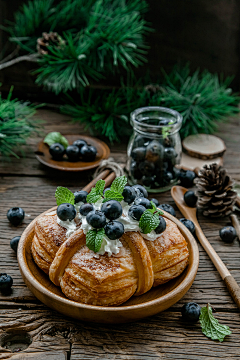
top-left (32, 214), bottom-right (189, 305)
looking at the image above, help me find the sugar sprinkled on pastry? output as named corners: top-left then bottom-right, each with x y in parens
top-left (32, 176), bottom-right (189, 306)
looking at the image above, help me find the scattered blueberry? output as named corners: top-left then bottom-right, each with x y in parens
top-left (184, 191), bottom-right (198, 207)
top-left (131, 147), bottom-right (146, 162)
top-left (79, 203), bottom-right (94, 216)
top-left (134, 197), bottom-right (152, 209)
top-left (49, 143), bottom-right (65, 161)
top-left (7, 207), bottom-right (25, 226)
top-left (128, 205), bottom-right (146, 221)
top-left (104, 221), bottom-right (124, 240)
top-left (66, 145), bottom-right (80, 161)
top-left (74, 190), bottom-right (88, 204)
top-left (0, 273), bottom-right (13, 291)
top-left (101, 200), bottom-right (122, 220)
top-left (158, 204), bottom-right (176, 217)
top-left (149, 198), bottom-right (159, 207)
top-left (154, 216), bottom-right (167, 234)
top-left (86, 210), bottom-right (106, 228)
top-left (73, 139), bottom-right (87, 149)
top-left (219, 226), bottom-right (237, 243)
top-left (122, 186), bottom-right (136, 204)
top-left (80, 145), bottom-right (97, 161)
top-left (57, 203), bottom-right (76, 221)
top-left (132, 184), bottom-right (148, 198)
top-left (10, 236), bottom-right (21, 252)
top-left (181, 302), bottom-right (201, 323)
top-left (179, 218), bottom-right (195, 234)
top-left (179, 170), bottom-right (196, 188)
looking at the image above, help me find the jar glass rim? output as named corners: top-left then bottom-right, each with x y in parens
top-left (130, 106), bottom-right (182, 137)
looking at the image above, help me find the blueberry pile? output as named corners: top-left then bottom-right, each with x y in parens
top-left (129, 131), bottom-right (180, 190)
top-left (49, 138), bottom-right (97, 162)
top-left (57, 184), bottom-right (168, 241)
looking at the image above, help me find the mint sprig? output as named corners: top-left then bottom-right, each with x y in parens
top-left (102, 175), bottom-right (127, 202)
top-left (87, 179), bottom-right (105, 203)
top-left (139, 201), bottom-right (164, 234)
top-left (200, 304), bottom-right (231, 342)
top-left (86, 228), bottom-right (105, 252)
top-left (55, 186), bottom-right (75, 206)
top-left (103, 190), bottom-right (124, 203)
top-left (44, 132), bottom-right (69, 149)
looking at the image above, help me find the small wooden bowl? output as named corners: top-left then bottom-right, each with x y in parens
top-left (18, 209), bottom-right (199, 324)
top-left (35, 135), bottom-right (110, 172)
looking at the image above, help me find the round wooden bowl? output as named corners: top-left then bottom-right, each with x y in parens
top-left (18, 208), bottom-right (199, 324)
top-left (35, 135), bottom-right (110, 172)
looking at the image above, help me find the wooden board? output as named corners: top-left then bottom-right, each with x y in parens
top-left (1, 109), bottom-right (240, 358)
top-left (182, 134), bottom-right (226, 160)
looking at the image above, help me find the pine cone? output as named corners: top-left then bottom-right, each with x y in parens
top-left (37, 32), bottom-right (64, 55)
top-left (144, 84), bottom-right (161, 96)
top-left (195, 163), bottom-right (237, 217)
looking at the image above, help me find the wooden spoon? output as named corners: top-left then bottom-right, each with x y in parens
top-left (171, 185), bottom-right (240, 310)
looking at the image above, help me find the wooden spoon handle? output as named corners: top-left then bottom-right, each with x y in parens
top-left (224, 275), bottom-right (240, 309)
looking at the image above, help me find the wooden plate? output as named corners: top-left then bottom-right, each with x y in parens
top-left (35, 135), bottom-right (110, 171)
top-left (18, 208), bottom-right (199, 324)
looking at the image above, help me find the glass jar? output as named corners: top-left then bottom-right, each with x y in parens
top-left (126, 106), bottom-right (182, 193)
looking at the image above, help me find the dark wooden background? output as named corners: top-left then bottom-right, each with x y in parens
top-left (1, 0), bottom-right (240, 102)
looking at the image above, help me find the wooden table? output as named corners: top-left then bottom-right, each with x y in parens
top-left (1, 109), bottom-right (240, 359)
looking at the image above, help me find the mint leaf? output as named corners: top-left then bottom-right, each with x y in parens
top-left (200, 304), bottom-right (231, 342)
top-left (139, 210), bottom-right (160, 234)
top-left (110, 175), bottom-right (127, 194)
top-left (86, 179), bottom-right (105, 203)
top-left (95, 179), bottom-right (105, 195)
top-left (44, 132), bottom-right (69, 149)
top-left (86, 228), bottom-right (105, 253)
top-left (103, 190), bottom-right (124, 203)
top-left (55, 186), bottom-right (75, 206)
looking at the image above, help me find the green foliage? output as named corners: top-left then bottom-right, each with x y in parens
top-left (86, 228), bottom-right (105, 253)
top-left (150, 64), bottom-right (240, 138)
top-left (0, 86), bottom-right (41, 160)
top-left (4, 0), bottom-right (150, 93)
top-left (44, 132), bottom-right (69, 148)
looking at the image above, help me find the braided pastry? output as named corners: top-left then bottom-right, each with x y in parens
top-left (32, 213), bottom-right (189, 306)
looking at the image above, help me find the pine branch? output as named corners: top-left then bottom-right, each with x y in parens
top-left (0, 53), bottom-right (39, 71)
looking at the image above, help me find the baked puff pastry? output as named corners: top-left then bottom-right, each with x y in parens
top-left (32, 215), bottom-right (189, 306)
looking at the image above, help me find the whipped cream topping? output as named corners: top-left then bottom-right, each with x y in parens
top-left (55, 195), bottom-right (163, 256)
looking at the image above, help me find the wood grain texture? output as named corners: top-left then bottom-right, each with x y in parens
top-left (1, 109), bottom-right (240, 358)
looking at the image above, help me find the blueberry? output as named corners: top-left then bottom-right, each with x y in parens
top-left (142, 176), bottom-right (155, 187)
top-left (139, 161), bottom-right (155, 176)
top-left (164, 147), bottom-right (176, 161)
top-left (134, 135), bottom-right (147, 147)
top-left (103, 187), bottom-right (111, 194)
top-left (158, 119), bottom-right (170, 126)
top-left (0, 273), bottom-right (13, 291)
top-left (128, 205), bottom-right (146, 221)
top-left (66, 145), bottom-right (80, 161)
top-left (104, 221), bottom-right (124, 240)
top-left (80, 145), bottom-right (97, 161)
top-left (74, 190), bottom-right (88, 204)
top-left (149, 198), bottom-right (159, 207)
top-left (10, 236), bottom-right (20, 252)
top-left (184, 191), bottom-right (198, 207)
top-left (163, 136), bottom-right (176, 148)
top-left (86, 210), bottom-right (106, 228)
top-left (179, 170), bottom-right (196, 188)
top-left (164, 171), bottom-right (173, 184)
top-left (219, 226), bottom-right (237, 243)
top-left (7, 207), bottom-right (25, 226)
top-left (131, 147), bottom-right (146, 162)
top-left (130, 161), bottom-right (142, 180)
top-left (79, 203), bottom-right (94, 216)
top-left (145, 140), bottom-right (164, 163)
top-left (158, 204), bottom-right (176, 216)
top-left (49, 143), bottom-right (65, 161)
top-left (122, 186), bottom-right (136, 204)
top-left (179, 218), bottom-right (195, 234)
top-left (132, 184), bottom-right (148, 198)
top-left (134, 197), bottom-right (152, 209)
top-left (101, 200), bottom-right (122, 220)
top-left (181, 302), bottom-right (201, 323)
top-left (73, 139), bottom-right (87, 149)
top-left (57, 203), bottom-right (76, 221)
top-left (154, 216), bottom-right (166, 234)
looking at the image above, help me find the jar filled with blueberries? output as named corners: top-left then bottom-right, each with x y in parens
top-left (126, 106), bottom-right (183, 192)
